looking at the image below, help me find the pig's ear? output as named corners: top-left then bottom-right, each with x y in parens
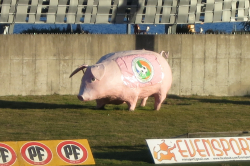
top-left (160, 51), bottom-right (169, 58)
top-left (69, 64), bottom-right (88, 78)
top-left (91, 64), bottom-right (106, 81)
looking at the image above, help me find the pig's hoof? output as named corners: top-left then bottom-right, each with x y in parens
top-left (128, 107), bottom-right (135, 111)
top-left (140, 104), bottom-right (146, 107)
top-left (154, 107), bottom-right (160, 111)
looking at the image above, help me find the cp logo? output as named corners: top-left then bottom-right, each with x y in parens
top-left (20, 142), bottom-right (52, 165)
top-left (57, 141), bottom-right (88, 164)
top-left (0, 143), bottom-right (16, 166)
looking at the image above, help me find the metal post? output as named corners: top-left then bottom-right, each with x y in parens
top-left (8, 24), bottom-right (15, 34)
top-left (171, 24), bottom-right (177, 34)
top-left (165, 24), bottom-right (177, 34)
top-left (127, 23), bottom-right (131, 34)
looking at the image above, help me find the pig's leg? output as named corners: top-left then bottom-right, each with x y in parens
top-left (154, 93), bottom-right (166, 111)
top-left (140, 97), bottom-right (148, 107)
top-left (126, 102), bottom-right (137, 111)
top-left (126, 95), bottom-right (138, 111)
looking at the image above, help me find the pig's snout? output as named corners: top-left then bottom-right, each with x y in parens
top-left (77, 95), bottom-right (84, 101)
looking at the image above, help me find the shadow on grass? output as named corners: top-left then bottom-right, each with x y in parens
top-left (167, 95), bottom-right (250, 105)
top-left (0, 100), bottom-right (96, 110)
top-left (92, 145), bottom-right (153, 164)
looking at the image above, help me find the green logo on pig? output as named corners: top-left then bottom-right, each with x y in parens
top-left (132, 57), bottom-right (154, 83)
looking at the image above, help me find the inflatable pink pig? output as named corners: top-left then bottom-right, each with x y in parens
top-left (69, 50), bottom-right (172, 111)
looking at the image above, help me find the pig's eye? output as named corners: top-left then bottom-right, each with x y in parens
top-left (91, 77), bottom-right (96, 82)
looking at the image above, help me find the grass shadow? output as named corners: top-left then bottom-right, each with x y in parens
top-left (92, 145), bottom-right (153, 164)
top-left (0, 100), bottom-right (96, 110)
top-left (187, 97), bottom-right (250, 105)
top-left (167, 95), bottom-right (250, 105)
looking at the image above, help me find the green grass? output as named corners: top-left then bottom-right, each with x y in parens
top-left (0, 95), bottom-right (250, 165)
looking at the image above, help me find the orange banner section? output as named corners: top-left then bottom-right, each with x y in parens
top-left (146, 137), bottom-right (250, 164)
top-left (0, 139), bottom-right (95, 166)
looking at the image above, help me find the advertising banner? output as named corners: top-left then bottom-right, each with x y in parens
top-left (0, 142), bottom-right (20, 166)
top-left (146, 137), bottom-right (250, 164)
top-left (0, 139), bottom-right (95, 166)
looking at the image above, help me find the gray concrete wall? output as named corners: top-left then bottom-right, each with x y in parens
top-left (0, 34), bottom-right (249, 96)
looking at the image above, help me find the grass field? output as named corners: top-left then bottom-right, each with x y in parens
top-left (0, 95), bottom-right (250, 166)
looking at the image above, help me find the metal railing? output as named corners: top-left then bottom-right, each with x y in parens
top-left (0, 0), bottom-right (249, 24)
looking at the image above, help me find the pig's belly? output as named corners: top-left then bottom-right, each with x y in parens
top-left (97, 97), bottom-right (125, 105)
top-left (107, 99), bottom-right (125, 105)
top-left (137, 85), bottom-right (161, 98)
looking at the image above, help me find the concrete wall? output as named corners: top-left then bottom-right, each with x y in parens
top-left (0, 34), bottom-right (250, 96)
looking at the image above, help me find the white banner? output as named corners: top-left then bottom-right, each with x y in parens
top-left (146, 137), bottom-right (250, 164)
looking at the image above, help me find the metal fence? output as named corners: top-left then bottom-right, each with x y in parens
top-left (0, 0), bottom-right (249, 24)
